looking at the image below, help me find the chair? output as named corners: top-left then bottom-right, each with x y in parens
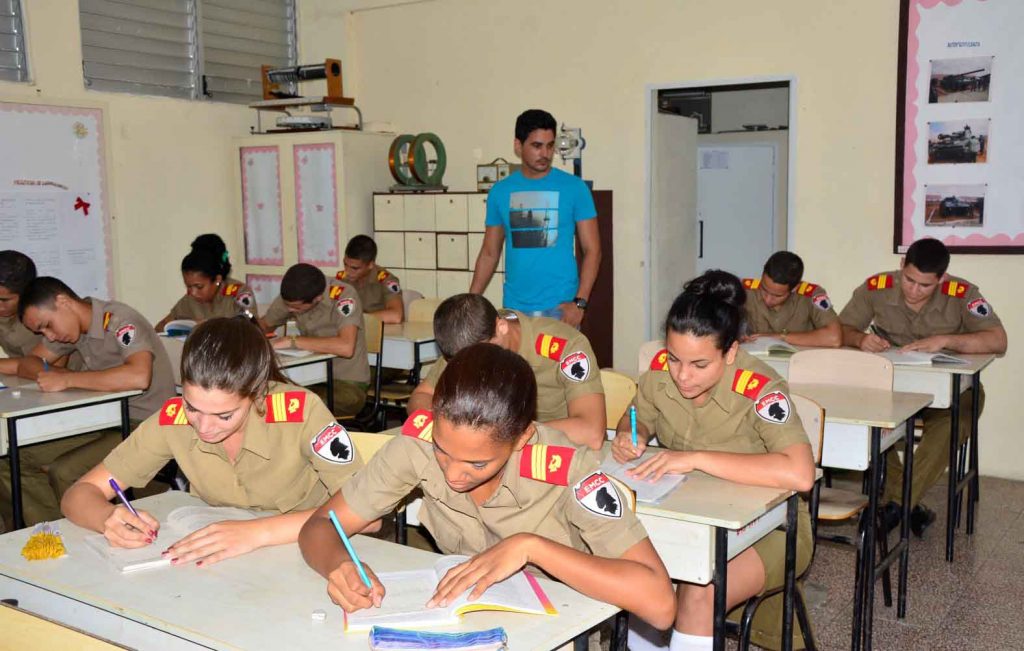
top-left (600, 369), bottom-right (637, 430)
top-left (351, 431), bottom-right (392, 462)
top-left (637, 339), bottom-right (666, 377)
top-left (365, 313), bottom-right (415, 429)
top-left (407, 297), bottom-right (442, 324)
top-left (401, 289), bottom-right (424, 321)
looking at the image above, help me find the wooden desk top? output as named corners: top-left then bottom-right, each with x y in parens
top-left (0, 375), bottom-right (140, 419)
top-left (383, 322), bottom-right (436, 342)
top-left (789, 384), bottom-right (933, 428)
top-left (0, 604), bottom-right (127, 650)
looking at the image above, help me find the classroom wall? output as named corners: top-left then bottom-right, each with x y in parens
top-left (330, 0), bottom-right (1022, 480)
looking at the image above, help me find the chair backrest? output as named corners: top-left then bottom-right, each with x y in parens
top-left (401, 289), bottom-right (424, 321)
top-left (788, 348), bottom-right (894, 391)
top-left (637, 339), bottom-right (666, 377)
top-left (600, 369), bottom-right (637, 429)
top-left (790, 393), bottom-right (825, 465)
top-left (351, 431), bottom-right (392, 461)
top-left (159, 335), bottom-right (184, 386)
top-left (364, 313), bottom-right (383, 356)
top-left (408, 297), bottom-right (442, 323)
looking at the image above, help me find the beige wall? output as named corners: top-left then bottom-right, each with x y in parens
top-left (339, 0), bottom-right (1020, 479)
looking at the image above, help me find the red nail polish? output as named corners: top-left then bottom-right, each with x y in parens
top-left (150, 530), bottom-right (157, 537)
top-left (196, 560), bottom-right (203, 567)
top-left (170, 557), bottom-right (178, 564)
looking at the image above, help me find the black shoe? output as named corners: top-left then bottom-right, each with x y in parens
top-left (880, 501), bottom-right (902, 533)
top-left (910, 505), bottom-right (936, 537)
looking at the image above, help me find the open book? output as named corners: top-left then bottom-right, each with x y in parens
top-left (741, 337), bottom-right (798, 358)
top-left (162, 319), bottom-right (197, 337)
top-left (600, 448), bottom-right (686, 504)
top-left (83, 505), bottom-right (260, 573)
top-left (876, 350), bottom-right (967, 366)
top-left (344, 555), bottom-right (557, 632)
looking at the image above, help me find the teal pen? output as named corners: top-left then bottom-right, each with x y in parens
top-left (629, 405), bottom-right (638, 448)
top-left (42, 358), bottom-right (49, 372)
top-left (328, 509), bottom-right (372, 589)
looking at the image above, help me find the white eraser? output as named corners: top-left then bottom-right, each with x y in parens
top-left (11, 390), bottom-right (20, 398)
top-left (311, 609), bottom-right (326, 622)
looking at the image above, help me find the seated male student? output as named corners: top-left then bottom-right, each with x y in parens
top-left (335, 235), bottom-right (404, 324)
top-left (742, 251), bottom-right (841, 348)
top-left (407, 293), bottom-right (606, 449)
top-left (839, 238), bottom-right (1007, 536)
top-left (16, 277), bottom-right (177, 501)
top-left (259, 264), bottom-right (371, 417)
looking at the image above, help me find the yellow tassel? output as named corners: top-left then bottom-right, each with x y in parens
top-left (21, 532), bottom-right (66, 561)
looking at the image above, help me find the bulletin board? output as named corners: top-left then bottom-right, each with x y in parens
top-left (895, 0), bottom-right (1024, 253)
top-left (0, 101), bottom-right (114, 297)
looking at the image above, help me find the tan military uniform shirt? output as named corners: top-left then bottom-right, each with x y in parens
top-left (635, 349), bottom-right (809, 454)
top-left (337, 268), bottom-right (402, 313)
top-left (43, 298), bottom-right (176, 421)
top-left (263, 282), bottom-right (370, 384)
top-left (423, 311), bottom-right (604, 421)
top-left (105, 383), bottom-right (362, 512)
top-left (167, 277), bottom-right (258, 323)
top-left (839, 271), bottom-right (1002, 346)
top-left (343, 421), bottom-right (648, 559)
top-left (0, 315), bottom-right (40, 357)
top-left (743, 279), bottom-right (837, 335)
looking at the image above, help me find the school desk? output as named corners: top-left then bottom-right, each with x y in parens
top-left (0, 375), bottom-right (139, 529)
top-left (0, 603), bottom-right (127, 650)
top-left (374, 322), bottom-right (439, 382)
top-left (0, 491), bottom-right (618, 651)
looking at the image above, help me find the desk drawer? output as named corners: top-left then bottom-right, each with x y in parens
top-left (405, 233), bottom-right (437, 269)
top-left (374, 232), bottom-right (405, 268)
top-left (404, 195), bottom-right (436, 231)
top-left (435, 194), bottom-right (468, 231)
top-left (437, 234), bottom-right (468, 270)
top-left (374, 195), bottom-right (403, 231)
top-left (468, 193), bottom-right (488, 232)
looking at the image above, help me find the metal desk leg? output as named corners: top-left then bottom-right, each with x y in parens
top-left (946, 375), bottom-right (961, 562)
top-left (612, 610), bottom-right (628, 651)
top-left (967, 372), bottom-right (981, 533)
top-left (8, 418), bottom-right (22, 529)
top-left (573, 631), bottom-right (589, 651)
top-left (862, 426), bottom-right (882, 651)
top-left (897, 414), bottom-right (916, 619)
top-left (120, 398), bottom-right (131, 439)
top-left (325, 358), bottom-right (336, 414)
top-left (712, 526), bottom-right (728, 651)
top-left (782, 494), bottom-right (797, 651)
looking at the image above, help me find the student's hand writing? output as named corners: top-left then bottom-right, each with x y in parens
top-left (558, 302), bottom-right (584, 328)
top-left (428, 534), bottom-right (534, 607)
top-left (858, 333), bottom-right (891, 353)
top-left (901, 336), bottom-right (949, 353)
top-left (326, 560), bottom-right (385, 612)
top-left (36, 370), bottom-right (70, 392)
top-left (627, 450), bottom-right (697, 481)
top-left (103, 505), bottom-right (159, 548)
top-left (743, 333), bottom-right (763, 342)
top-left (164, 519), bottom-right (265, 567)
top-left (611, 430), bottom-right (646, 464)
top-left (270, 336), bottom-right (293, 350)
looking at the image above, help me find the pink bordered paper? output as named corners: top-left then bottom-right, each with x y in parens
top-left (294, 143), bottom-right (340, 266)
top-left (240, 146), bottom-right (285, 265)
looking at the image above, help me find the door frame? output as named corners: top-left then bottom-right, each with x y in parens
top-left (643, 74), bottom-right (798, 339)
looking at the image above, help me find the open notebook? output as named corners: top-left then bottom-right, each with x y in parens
top-left (741, 337), bottom-right (799, 358)
top-left (600, 449), bottom-right (686, 504)
top-left (162, 319), bottom-right (196, 337)
top-left (344, 555), bottom-right (557, 632)
top-left (876, 350), bottom-right (967, 366)
top-left (83, 505), bottom-right (260, 573)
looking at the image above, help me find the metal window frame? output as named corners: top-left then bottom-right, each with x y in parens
top-left (1, 0), bottom-right (30, 82)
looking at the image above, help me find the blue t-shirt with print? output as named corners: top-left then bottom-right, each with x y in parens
top-left (485, 168), bottom-right (597, 312)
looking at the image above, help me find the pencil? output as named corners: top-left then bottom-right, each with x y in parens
top-left (629, 405), bottom-right (638, 448)
top-left (328, 509), bottom-right (372, 589)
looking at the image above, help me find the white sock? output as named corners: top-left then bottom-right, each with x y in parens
top-left (627, 614), bottom-right (669, 651)
top-left (669, 630), bottom-right (713, 651)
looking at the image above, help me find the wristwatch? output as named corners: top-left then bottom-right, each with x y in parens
top-left (573, 296), bottom-right (589, 311)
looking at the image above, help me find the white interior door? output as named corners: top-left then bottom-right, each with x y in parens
top-left (649, 113), bottom-right (698, 337)
top-left (696, 145), bottom-right (776, 278)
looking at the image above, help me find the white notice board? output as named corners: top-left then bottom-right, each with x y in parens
top-left (0, 101), bottom-right (113, 298)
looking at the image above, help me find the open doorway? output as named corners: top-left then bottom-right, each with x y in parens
top-left (644, 78), bottom-right (795, 338)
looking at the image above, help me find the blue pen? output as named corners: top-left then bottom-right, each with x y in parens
top-left (108, 478), bottom-right (140, 518)
top-left (328, 509), bottom-right (372, 589)
top-left (42, 358), bottom-right (49, 372)
top-left (630, 405), bottom-right (638, 449)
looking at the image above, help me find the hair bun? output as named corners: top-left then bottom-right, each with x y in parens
top-left (683, 269), bottom-right (746, 309)
top-left (190, 233), bottom-right (228, 256)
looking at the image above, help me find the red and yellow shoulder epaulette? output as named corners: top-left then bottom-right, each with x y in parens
top-left (336, 270), bottom-right (347, 281)
top-left (941, 280), bottom-right (969, 298)
top-left (649, 348), bottom-right (669, 371)
top-left (795, 281), bottom-right (819, 297)
top-left (159, 397), bottom-right (188, 426)
top-left (732, 369), bottom-right (770, 400)
top-left (402, 410), bottom-right (434, 442)
top-left (221, 283), bottom-right (240, 297)
top-left (742, 278), bottom-right (760, 290)
top-left (535, 333), bottom-right (567, 361)
top-left (328, 285), bottom-right (344, 300)
top-left (519, 444), bottom-right (574, 486)
top-left (376, 269), bottom-right (390, 282)
top-left (102, 311), bottom-right (112, 331)
top-left (265, 391), bottom-right (306, 423)
top-left (866, 274), bottom-right (893, 291)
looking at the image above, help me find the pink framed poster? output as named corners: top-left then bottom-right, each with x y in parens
top-left (240, 146), bottom-right (285, 265)
top-left (245, 273), bottom-right (283, 311)
top-left (294, 143), bottom-right (340, 266)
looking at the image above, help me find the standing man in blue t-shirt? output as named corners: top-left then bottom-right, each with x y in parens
top-left (469, 109), bottom-right (601, 327)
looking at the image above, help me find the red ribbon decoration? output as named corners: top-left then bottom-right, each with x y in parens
top-left (74, 196), bottom-right (90, 216)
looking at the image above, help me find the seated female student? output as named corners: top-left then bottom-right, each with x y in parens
top-left (611, 270), bottom-right (815, 651)
top-left (61, 317), bottom-right (365, 566)
top-left (298, 343), bottom-right (675, 630)
top-left (154, 234), bottom-right (257, 333)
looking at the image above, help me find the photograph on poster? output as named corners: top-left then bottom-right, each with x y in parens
top-left (929, 56), bottom-right (992, 103)
top-left (924, 184), bottom-right (986, 228)
top-left (927, 119), bottom-right (989, 164)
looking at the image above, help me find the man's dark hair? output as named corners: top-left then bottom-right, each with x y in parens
top-left (18, 277), bottom-right (80, 320)
top-left (762, 251), bottom-right (804, 289)
top-left (280, 263), bottom-right (326, 303)
top-left (905, 238), bottom-right (950, 276)
top-left (0, 250), bottom-right (37, 294)
top-left (515, 109), bottom-right (557, 143)
top-left (344, 235), bottom-right (378, 263)
top-left (434, 294), bottom-right (499, 360)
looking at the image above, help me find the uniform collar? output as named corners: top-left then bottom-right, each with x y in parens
top-left (190, 402), bottom-right (274, 461)
top-left (86, 297), bottom-right (109, 340)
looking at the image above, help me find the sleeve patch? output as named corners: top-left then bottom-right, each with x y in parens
top-left (336, 270), bottom-right (347, 281)
top-left (385, 279), bottom-right (401, 294)
top-left (102, 311), bottom-right (112, 331)
top-left (402, 410), bottom-right (434, 442)
top-left (732, 369), bottom-right (771, 400)
top-left (159, 398), bottom-right (188, 426)
top-left (115, 324), bottom-right (137, 347)
top-left (311, 422), bottom-right (354, 465)
top-left (519, 444), bottom-right (574, 485)
top-left (649, 348), bottom-right (669, 371)
top-left (942, 280), bottom-right (969, 298)
top-left (812, 294), bottom-right (832, 311)
top-left (535, 333), bottom-right (567, 361)
top-left (265, 391), bottom-right (306, 423)
top-left (376, 269), bottom-right (389, 282)
top-left (755, 391), bottom-right (791, 424)
top-left (795, 282), bottom-right (819, 297)
top-left (221, 283), bottom-right (240, 297)
top-left (574, 472), bottom-right (622, 518)
top-left (742, 278), bottom-right (761, 289)
top-left (968, 298), bottom-right (992, 317)
top-left (559, 351), bottom-right (591, 382)
top-left (866, 274), bottom-right (893, 291)
top-left (328, 285), bottom-right (344, 300)
top-left (336, 297), bottom-right (356, 316)
top-left (235, 291), bottom-right (254, 309)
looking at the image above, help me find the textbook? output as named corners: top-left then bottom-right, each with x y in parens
top-left (162, 319), bottom-right (196, 337)
top-left (344, 555), bottom-right (557, 632)
top-left (741, 337), bottom-right (799, 358)
top-left (600, 449), bottom-right (686, 504)
top-left (877, 350), bottom-right (967, 366)
top-left (82, 505), bottom-right (259, 573)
